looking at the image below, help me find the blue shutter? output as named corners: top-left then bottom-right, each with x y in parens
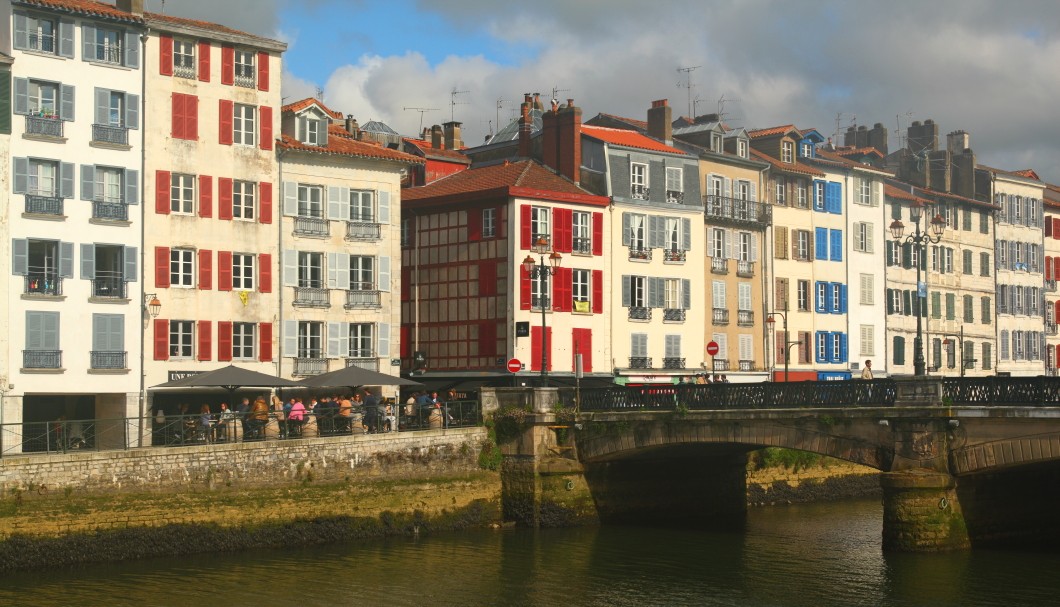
top-left (839, 284), bottom-right (848, 313)
top-left (12, 238), bottom-right (28, 275)
top-left (815, 228), bottom-right (827, 260)
top-left (827, 182), bottom-right (842, 214)
top-left (60, 162), bottom-right (74, 198)
top-left (824, 283), bottom-right (834, 313)
top-left (839, 333), bottom-right (848, 363)
top-left (830, 229), bottom-right (842, 261)
top-left (60, 85), bottom-right (75, 122)
top-left (80, 243), bottom-right (95, 279)
top-left (815, 331), bottom-right (825, 363)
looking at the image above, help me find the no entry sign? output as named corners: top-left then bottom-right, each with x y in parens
top-left (706, 341), bottom-right (720, 356)
top-left (507, 358), bottom-right (522, 373)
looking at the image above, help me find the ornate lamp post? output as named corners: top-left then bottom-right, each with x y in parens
top-left (138, 293), bottom-right (162, 446)
top-left (766, 311), bottom-right (801, 382)
top-left (522, 239), bottom-right (562, 386)
top-left (890, 201), bottom-right (947, 376)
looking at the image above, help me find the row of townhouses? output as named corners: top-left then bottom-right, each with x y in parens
top-left (2, 1), bottom-right (1059, 452)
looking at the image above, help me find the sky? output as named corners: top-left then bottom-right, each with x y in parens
top-left (153, 0), bottom-right (1060, 183)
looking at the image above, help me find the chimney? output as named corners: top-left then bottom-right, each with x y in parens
top-left (345, 115), bottom-right (359, 139)
top-left (844, 125), bottom-right (857, 147)
top-left (647, 99), bottom-right (672, 145)
top-left (541, 103), bottom-right (558, 171)
top-left (430, 124), bottom-right (443, 149)
top-left (868, 123), bottom-right (888, 156)
top-left (116, 0), bottom-right (144, 15)
top-left (532, 92), bottom-right (543, 111)
top-left (907, 118), bottom-right (938, 154)
top-left (541, 98), bottom-right (582, 184)
top-left (947, 130), bottom-right (970, 155)
top-left (422, 127), bottom-right (430, 141)
top-left (518, 93), bottom-right (532, 158)
top-left (443, 121), bottom-right (462, 151)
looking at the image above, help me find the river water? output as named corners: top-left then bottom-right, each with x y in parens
top-left (3, 498), bottom-right (1060, 606)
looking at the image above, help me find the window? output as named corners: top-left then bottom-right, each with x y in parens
top-left (234, 50), bottom-right (256, 87)
top-left (781, 141), bottom-right (794, 163)
top-left (796, 230), bottom-right (811, 260)
top-left (893, 336), bottom-right (906, 366)
top-left (21, 14), bottom-right (57, 54)
top-left (860, 274), bottom-right (874, 305)
top-left (738, 283), bottom-right (752, 311)
top-left (737, 139), bottom-right (748, 158)
top-left (797, 280), bottom-right (809, 311)
top-left (629, 214), bottom-right (647, 250)
top-left (173, 39), bottom-right (195, 78)
top-left (572, 211), bottom-right (591, 253)
top-left (983, 342), bottom-right (992, 370)
top-left (711, 133), bottom-right (722, 152)
top-left (816, 282), bottom-right (827, 312)
top-left (573, 269), bottom-right (590, 306)
top-left (169, 320), bottom-right (193, 358)
top-left (711, 227), bottom-right (725, 258)
top-left (738, 231), bottom-right (753, 261)
top-left (666, 278), bottom-right (682, 310)
top-left (830, 229), bottom-right (843, 261)
top-left (800, 142), bottom-right (813, 158)
top-left (171, 173), bottom-right (195, 214)
top-left (531, 206), bottom-right (551, 244)
top-left (233, 322), bottom-right (255, 360)
top-left (94, 167), bottom-right (123, 203)
top-left (232, 253), bottom-right (254, 290)
top-left (302, 116), bottom-right (322, 145)
top-left (350, 256), bottom-right (374, 290)
top-left (298, 252), bottom-right (323, 288)
top-left (401, 218), bottom-right (411, 248)
top-left (775, 181), bottom-right (786, 206)
top-left (532, 270), bottom-right (551, 309)
top-left (349, 323), bottom-right (374, 358)
top-left (87, 26), bottom-right (122, 64)
top-left (964, 294), bottom-right (974, 322)
top-left (27, 80), bottom-right (58, 115)
top-left (945, 293), bottom-right (955, 320)
top-left (297, 321), bottom-right (322, 358)
top-left (233, 104), bottom-right (256, 146)
top-left (629, 276), bottom-right (646, 308)
top-left (774, 227), bottom-right (788, 259)
top-left (815, 228), bottom-right (828, 261)
top-left (665, 167), bottom-right (683, 202)
top-left (854, 222), bottom-right (873, 253)
top-left (860, 325), bottom-right (874, 356)
top-left (796, 183), bottom-right (808, 209)
top-left (28, 159), bottom-right (58, 196)
top-left (857, 179), bottom-right (871, 205)
top-left (963, 250), bottom-right (973, 275)
top-left (667, 218), bottom-right (682, 252)
top-left (817, 332), bottom-right (827, 362)
top-left (631, 333), bottom-right (648, 358)
top-left (170, 248), bottom-right (194, 288)
top-left (350, 190), bottom-right (373, 221)
top-left (630, 163), bottom-right (648, 199)
top-left (813, 181), bottom-right (825, 211)
top-left (233, 181), bottom-right (255, 220)
top-left (775, 278), bottom-right (789, 311)
top-left (831, 283), bottom-right (842, 312)
top-left (483, 208), bottom-right (497, 239)
top-left (298, 185), bottom-right (323, 218)
top-left (171, 93), bottom-right (198, 140)
top-left (980, 211), bottom-right (990, 234)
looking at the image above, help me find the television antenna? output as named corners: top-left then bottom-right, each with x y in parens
top-left (404, 107), bottom-right (439, 133)
top-left (895, 111), bottom-right (914, 150)
top-left (550, 86), bottom-right (570, 105)
top-left (450, 87), bottom-right (469, 122)
top-left (677, 66), bottom-right (700, 119)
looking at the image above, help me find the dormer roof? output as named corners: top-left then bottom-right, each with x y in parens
top-left (282, 98), bottom-right (342, 119)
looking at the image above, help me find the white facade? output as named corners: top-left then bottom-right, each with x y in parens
top-left (840, 165), bottom-right (888, 375)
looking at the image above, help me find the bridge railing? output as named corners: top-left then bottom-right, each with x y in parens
top-left (942, 376), bottom-right (1060, 407)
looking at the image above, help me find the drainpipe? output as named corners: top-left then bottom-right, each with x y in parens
top-left (137, 28), bottom-right (149, 447)
top-left (277, 148), bottom-right (286, 374)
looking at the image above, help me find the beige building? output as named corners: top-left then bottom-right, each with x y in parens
top-left (1044, 183), bottom-right (1060, 374)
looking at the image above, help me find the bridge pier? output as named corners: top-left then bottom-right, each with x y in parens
top-left (880, 471), bottom-right (969, 551)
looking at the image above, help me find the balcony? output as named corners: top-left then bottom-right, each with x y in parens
top-left (662, 357), bottom-right (685, 369)
top-left (25, 193), bottom-right (63, 216)
top-left (90, 351), bottom-right (127, 369)
top-left (234, 72), bottom-right (256, 89)
top-left (173, 62), bottom-right (196, 79)
top-left (713, 359), bottom-right (731, 372)
top-left (345, 357), bottom-right (378, 371)
top-left (629, 306), bottom-right (651, 321)
top-left (92, 200), bottom-right (128, 221)
top-left (1047, 279), bottom-right (1057, 292)
top-left (703, 195), bottom-right (772, 228)
top-left (628, 356), bottom-right (652, 369)
top-left (294, 216), bottom-right (330, 237)
top-left (293, 287), bottom-right (330, 308)
top-left (739, 360), bottom-right (754, 372)
top-left (662, 249), bottom-right (686, 263)
top-left (293, 357), bottom-right (327, 376)
top-left (25, 273), bottom-right (62, 296)
top-left (91, 45), bottom-right (122, 65)
top-left (345, 288), bottom-right (381, 309)
top-left (712, 308), bottom-right (729, 325)
top-left (1049, 322), bottom-right (1058, 336)
top-left (665, 190), bottom-right (684, 204)
top-left (631, 184), bottom-right (649, 200)
top-left (628, 246), bottom-right (652, 261)
top-left (23, 350), bottom-right (61, 369)
top-left (345, 221), bottom-right (381, 241)
top-left (738, 310), bottom-right (755, 326)
top-left (737, 261), bottom-right (755, 277)
top-left (25, 115), bottom-right (64, 138)
top-left (92, 276), bottom-right (126, 299)
top-left (663, 308), bottom-right (685, 322)
top-left (711, 258), bottom-right (729, 274)
top-left (92, 124), bottom-right (129, 146)
top-left (573, 237), bottom-right (592, 255)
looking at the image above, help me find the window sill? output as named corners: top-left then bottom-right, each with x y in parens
top-left (17, 48), bottom-right (65, 60)
top-left (89, 218), bottom-right (133, 227)
top-left (83, 59), bottom-right (133, 71)
top-left (88, 296), bottom-right (131, 305)
top-left (89, 140), bottom-right (133, 151)
top-left (22, 133), bottom-right (67, 144)
top-left (88, 368), bottom-right (130, 375)
top-left (22, 212), bottom-right (66, 222)
top-left (20, 367), bottom-right (65, 374)
top-left (21, 293), bottom-right (66, 301)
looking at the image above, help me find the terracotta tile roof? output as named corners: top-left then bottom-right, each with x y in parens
top-left (749, 149), bottom-right (824, 177)
top-left (885, 179), bottom-right (997, 210)
top-left (402, 160), bottom-right (607, 206)
top-left (884, 184), bottom-right (925, 203)
top-left (1012, 169), bottom-right (1041, 180)
top-left (832, 146), bottom-right (884, 160)
top-left (582, 125), bottom-right (686, 155)
top-left (282, 98), bottom-right (342, 119)
top-left (15, 0), bottom-right (143, 22)
top-left (813, 148), bottom-right (892, 174)
top-left (146, 12), bottom-right (279, 44)
top-left (978, 164), bottom-right (1045, 183)
top-left (402, 138), bottom-right (471, 164)
top-left (279, 131), bottom-right (423, 165)
top-left (596, 113), bottom-right (647, 131)
top-left (748, 125), bottom-right (798, 139)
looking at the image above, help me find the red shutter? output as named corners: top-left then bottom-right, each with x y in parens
top-left (480, 260), bottom-right (495, 296)
top-left (1055, 257), bottom-right (1060, 280)
top-left (217, 321), bottom-right (233, 362)
top-left (217, 250), bottom-right (233, 291)
top-left (592, 212), bottom-right (603, 256)
top-left (555, 267), bottom-right (572, 312)
top-left (221, 45), bottom-right (234, 85)
top-left (400, 325), bottom-right (411, 358)
top-left (257, 51), bottom-right (269, 91)
top-left (198, 249), bottom-right (212, 290)
top-left (259, 322), bottom-right (273, 362)
top-left (556, 209), bottom-right (572, 253)
top-left (153, 318), bottom-right (169, 361)
top-left (479, 321), bottom-right (496, 357)
top-left (198, 175), bottom-right (213, 218)
top-left (592, 270), bottom-right (603, 313)
top-left (259, 253), bottom-right (272, 293)
top-left (218, 99), bottom-right (233, 145)
top-left (520, 204), bottom-right (532, 249)
top-left (1047, 217), bottom-right (1053, 238)
top-left (468, 208), bottom-right (482, 241)
top-left (520, 265), bottom-right (531, 310)
top-left (572, 328), bottom-right (592, 373)
top-left (217, 177), bottom-right (232, 220)
top-left (401, 267), bottom-right (411, 301)
top-left (259, 182), bottom-right (273, 224)
top-left (170, 93), bottom-right (183, 139)
top-left (155, 170), bottom-right (170, 215)
top-left (186, 94), bottom-right (198, 140)
top-left (1056, 300), bottom-right (1060, 321)
top-left (159, 35), bottom-right (173, 76)
top-left (530, 326), bottom-right (552, 372)
top-left (1055, 218), bottom-right (1060, 239)
top-left (154, 247), bottom-right (170, 288)
top-left (1048, 257), bottom-right (1054, 281)
top-left (197, 40), bottom-right (210, 81)
top-left (259, 106), bottom-right (273, 150)
top-left (198, 320), bottom-right (212, 361)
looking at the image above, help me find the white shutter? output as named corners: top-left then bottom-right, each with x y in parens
top-left (378, 323), bottom-right (390, 357)
top-left (326, 252), bottom-right (341, 289)
top-left (378, 191), bottom-right (390, 224)
top-left (327, 322), bottom-right (341, 358)
top-left (283, 320), bottom-right (297, 357)
top-left (283, 249), bottom-right (297, 286)
top-left (725, 229), bottom-right (734, 259)
top-left (378, 256), bottom-right (390, 291)
top-left (750, 234), bottom-right (758, 262)
top-left (739, 334), bottom-right (753, 362)
top-left (327, 186), bottom-right (345, 220)
top-left (283, 182), bottom-right (298, 216)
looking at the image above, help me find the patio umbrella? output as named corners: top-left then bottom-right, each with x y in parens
top-left (152, 364), bottom-right (303, 391)
top-left (299, 365), bottom-right (424, 389)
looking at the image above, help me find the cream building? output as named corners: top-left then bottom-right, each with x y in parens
top-left (1044, 183), bottom-right (1060, 374)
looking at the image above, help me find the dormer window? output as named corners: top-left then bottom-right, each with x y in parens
top-left (782, 141), bottom-right (794, 163)
top-left (296, 111), bottom-right (329, 147)
top-left (711, 133), bottom-right (722, 153)
top-left (737, 139), bottom-right (748, 159)
top-left (800, 141), bottom-right (814, 158)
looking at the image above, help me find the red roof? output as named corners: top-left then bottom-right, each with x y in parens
top-left (402, 160), bottom-right (608, 207)
top-left (1012, 169), bottom-right (1041, 180)
top-left (749, 149), bottom-right (824, 177)
top-left (403, 138), bottom-right (471, 163)
top-left (595, 113), bottom-right (648, 131)
top-left (146, 12), bottom-right (279, 44)
top-left (279, 129), bottom-right (423, 165)
top-left (885, 180), bottom-right (997, 210)
top-left (748, 125), bottom-right (799, 139)
top-left (282, 98), bottom-right (342, 119)
top-left (582, 125), bottom-right (685, 155)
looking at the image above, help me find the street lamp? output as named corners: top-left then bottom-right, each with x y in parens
top-left (521, 237), bottom-right (562, 386)
top-left (942, 326), bottom-right (967, 377)
top-left (890, 200), bottom-right (947, 376)
top-left (766, 311), bottom-right (801, 383)
top-left (138, 293), bottom-right (162, 447)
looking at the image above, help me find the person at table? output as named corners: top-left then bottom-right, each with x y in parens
top-left (198, 404), bottom-right (213, 441)
top-left (237, 397), bottom-right (251, 436)
top-left (287, 398), bottom-right (306, 438)
top-left (215, 402), bottom-right (235, 442)
top-left (356, 392), bottom-right (375, 433)
top-left (364, 389), bottom-right (383, 429)
top-left (247, 397), bottom-right (269, 439)
top-left (336, 395), bottom-right (353, 434)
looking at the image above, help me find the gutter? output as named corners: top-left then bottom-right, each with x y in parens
top-left (137, 27), bottom-right (149, 447)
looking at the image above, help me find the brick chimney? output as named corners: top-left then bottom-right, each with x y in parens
top-left (541, 103), bottom-right (558, 171)
top-left (647, 99), bottom-right (672, 145)
top-left (540, 98), bottom-right (581, 184)
top-left (116, 0), bottom-right (144, 15)
top-left (518, 93), bottom-right (532, 157)
top-left (443, 121), bottom-right (462, 151)
top-left (430, 124), bottom-right (443, 149)
top-left (345, 115), bottom-right (359, 139)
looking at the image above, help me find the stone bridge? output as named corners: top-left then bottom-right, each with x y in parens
top-left (487, 377), bottom-right (1060, 552)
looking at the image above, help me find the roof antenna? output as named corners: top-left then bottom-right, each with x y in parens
top-left (677, 65), bottom-right (700, 119)
top-left (449, 87), bottom-right (469, 122)
top-left (404, 107), bottom-right (438, 133)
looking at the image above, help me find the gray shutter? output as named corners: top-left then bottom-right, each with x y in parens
top-left (283, 181), bottom-right (297, 216)
top-left (59, 241), bottom-right (74, 278)
top-left (26, 312), bottom-right (43, 350)
top-left (648, 277), bottom-right (660, 308)
top-left (123, 30), bottom-right (139, 69)
top-left (378, 191), bottom-right (390, 224)
top-left (378, 256), bottom-right (390, 291)
top-left (622, 213), bottom-right (631, 246)
top-left (646, 215), bottom-right (658, 248)
top-left (283, 249), bottom-right (297, 286)
top-left (318, 119), bottom-right (329, 146)
top-left (60, 85), bottom-right (75, 122)
top-left (124, 246), bottom-right (138, 282)
top-left (126, 93), bottom-right (139, 130)
top-left (681, 217), bottom-right (691, 250)
top-left (81, 24), bottom-right (96, 60)
top-left (60, 162), bottom-right (74, 198)
top-left (107, 315), bottom-right (124, 351)
top-left (749, 182), bottom-right (757, 202)
top-left (338, 326), bottom-right (349, 359)
top-left (13, 13), bottom-right (27, 50)
top-left (125, 169), bottom-right (139, 204)
top-left (723, 178), bottom-right (732, 199)
top-left (12, 239), bottom-right (28, 275)
top-left (327, 322), bottom-right (341, 358)
top-left (751, 234), bottom-right (759, 261)
top-left (13, 157), bottom-right (28, 194)
top-left (326, 252), bottom-right (340, 289)
top-left (326, 186), bottom-right (344, 220)
top-left (94, 88), bottom-right (108, 125)
top-left (682, 279), bottom-right (691, 310)
top-left (621, 275), bottom-right (630, 307)
top-left (58, 20), bottom-right (74, 58)
top-left (378, 323), bottom-right (390, 357)
top-left (80, 243), bottom-right (95, 279)
top-left (339, 256), bottom-right (350, 290)
top-left (42, 312), bottom-right (61, 349)
top-left (92, 314), bottom-right (106, 351)
top-left (13, 78), bottom-right (28, 115)
top-left (283, 320), bottom-right (297, 357)
top-left (80, 165), bottom-right (95, 201)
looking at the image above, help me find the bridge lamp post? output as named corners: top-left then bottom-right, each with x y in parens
top-left (766, 311), bottom-right (801, 383)
top-left (522, 241), bottom-right (562, 387)
top-left (942, 326), bottom-right (967, 377)
top-left (890, 201), bottom-right (947, 376)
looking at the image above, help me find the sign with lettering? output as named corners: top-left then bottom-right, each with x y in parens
top-left (515, 322), bottom-right (530, 337)
top-left (167, 370), bottom-right (203, 382)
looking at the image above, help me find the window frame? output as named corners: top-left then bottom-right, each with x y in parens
top-left (233, 322), bottom-right (256, 360)
top-left (233, 180), bottom-right (256, 220)
top-left (24, 14), bottom-right (58, 54)
top-left (232, 103), bottom-right (256, 146)
top-left (170, 173), bottom-right (195, 215)
top-left (88, 25), bottom-right (123, 65)
top-left (630, 162), bottom-right (648, 199)
top-left (797, 280), bottom-right (809, 311)
top-left (781, 141), bottom-right (794, 163)
top-left (531, 206), bottom-right (551, 244)
top-left (350, 190), bottom-right (374, 222)
top-left (349, 255), bottom-right (375, 290)
top-left (297, 321), bottom-right (323, 358)
top-left (483, 208), bottom-right (497, 238)
top-left (232, 253), bottom-right (255, 291)
top-left (170, 248), bottom-right (194, 288)
top-left (572, 269), bottom-right (590, 305)
top-left (297, 252), bottom-right (324, 289)
top-left (169, 320), bottom-right (194, 359)
top-left (233, 49), bottom-right (256, 87)
top-left (172, 38), bottom-right (196, 77)
top-left (297, 184), bottom-right (323, 218)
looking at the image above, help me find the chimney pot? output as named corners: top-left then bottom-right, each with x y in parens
top-left (647, 98), bottom-right (673, 145)
top-left (116, 0), bottom-right (143, 15)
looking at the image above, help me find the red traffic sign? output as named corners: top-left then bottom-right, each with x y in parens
top-left (506, 358), bottom-right (522, 373)
top-left (706, 341), bottom-right (720, 356)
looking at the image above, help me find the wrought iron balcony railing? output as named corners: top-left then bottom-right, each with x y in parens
top-left (711, 257), bottom-right (728, 274)
top-left (293, 357), bottom-right (327, 376)
top-left (345, 289), bottom-right (381, 309)
top-left (1048, 322), bottom-right (1058, 336)
top-left (628, 246), bottom-right (652, 261)
top-left (26, 193), bottom-right (63, 216)
top-left (739, 360), bottom-right (754, 371)
top-left (628, 356), bottom-right (652, 369)
top-left (629, 306), bottom-right (651, 320)
top-left (234, 72), bottom-right (256, 88)
top-left (293, 287), bottom-right (330, 308)
top-left (713, 308), bottom-right (729, 325)
top-left (92, 276), bottom-right (126, 298)
top-left (1047, 279), bottom-right (1058, 293)
top-left (90, 351), bottom-right (127, 369)
top-left (345, 221), bottom-right (381, 240)
top-left (631, 184), bottom-right (649, 200)
top-left (25, 115), bottom-right (63, 137)
top-left (25, 273), bottom-right (62, 296)
top-left (738, 310), bottom-right (755, 326)
top-left (173, 62), bottom-right (196, 79)
top-left (662, 249), bottom-right (686, 262)
top-left (713, 359), bottom-right (731, 371)
top-left (92, 200), bottom-right (128, 221)
top-left (703, 195), bottom-right (772, 226)
top-left (663, 308), bottom-right (685, 322)
top-left (662, 357), bottom-right (685, 369)
top-left (737, 261), bottom-right (755, 277)
top-left (665, 190), bottom-right (684, 204)
top-left (24, 350), bottom-right (61, 369)
top-left (532, 296), bottom-right (551, 311)
top-left (294, 216), bottom-right (330, 237)
top-left (92, 124), bottom-right (129, 145)
top-left (573, 237), bottom-right (592, 254)
top-left (345, 357), bottom-right (378, 371)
